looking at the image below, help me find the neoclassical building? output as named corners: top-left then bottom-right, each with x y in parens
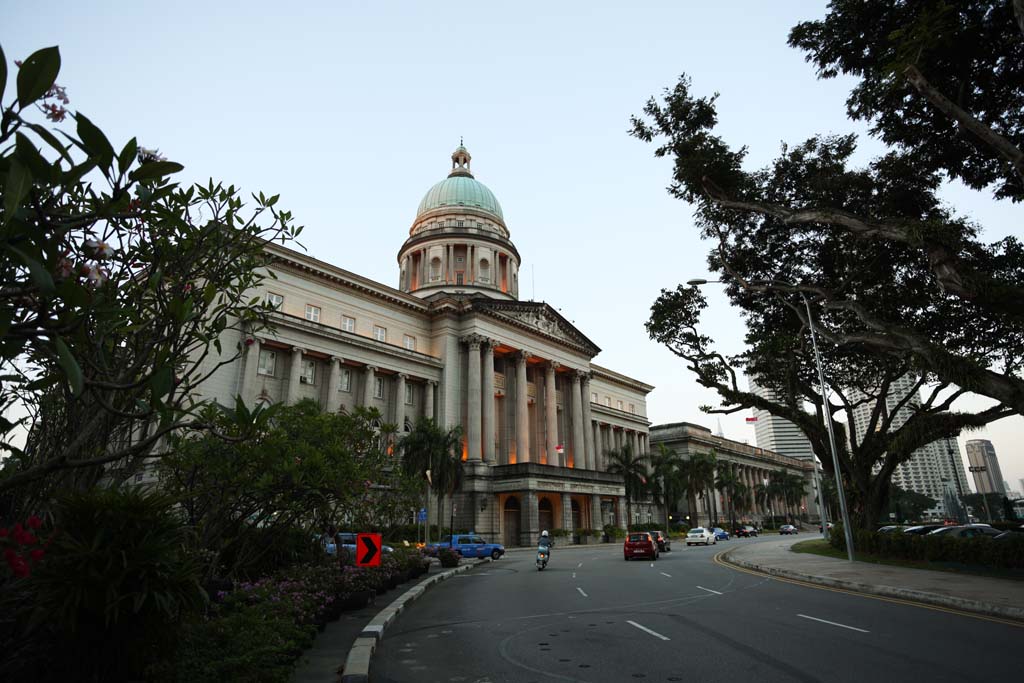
top-left (198, 145), bottom-right (653, 545)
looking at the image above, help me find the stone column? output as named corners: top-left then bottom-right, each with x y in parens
top-left (325, 356), bottom-right (343, 412)
top-left (424, 380), bottom-right (436, 422)
top-left (590, 494), bottom-right (603, 533)
top-left (285, 347), bottom-right (305, 405)
top-left (618, 496), bottom-right (629, 531)
top-left (561, 493), bottom-right (573, 540)
top-left (363, 365), bottom-right (377, 407)
top-left (594, 423), bottom-right (604, 471)
top-left (240, 336), bottom-right (260, 400)
top-left (515, 350), bottom-right (530, 463)
top-left (571, 371), bottom-right (585, 469)
top-left (394, 373), bottom-right (408, 433)
top-left (465, 337), bottom-right (482, 461)
top-left (545, 361), bottom-right (560, 466)
top-left (482, 341), bottom-right (496, 462)
top-left (521, 491), bottom-right (539, 546)
top-left (581, 374), bottom-right (594, 469)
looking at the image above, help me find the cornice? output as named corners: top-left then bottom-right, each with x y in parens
top-left (589, 363), bottom-right (655, 394)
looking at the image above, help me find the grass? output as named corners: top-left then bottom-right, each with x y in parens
top-left (790, 539), bottom-right (1024, 581)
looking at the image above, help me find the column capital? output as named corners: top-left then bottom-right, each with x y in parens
top-left (462, 333), bottom-right (486, 349)
top-left (580, 371), bottom-right (592, 385)
top-left (516, 349), bottom-right (532, 362)
top-left (397, 372), bottom-right (408, 380)
top-left (571, 370), bottom-right (583, 384)
top-left (329, 355), bottom-right (344, 364)
top-left (365, 364), bottom-right (378, 373)
top-left (428, 379), bottom-right (438, 387)
top-left (488, 338), bottom-right (501, 349)
top-left (291, 346), bottom-right (306, 355)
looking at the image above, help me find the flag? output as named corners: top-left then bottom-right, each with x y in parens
top-left (556, 444), bottom-right (564, 454)
top-left (745, 416), bottom-right (758, 423)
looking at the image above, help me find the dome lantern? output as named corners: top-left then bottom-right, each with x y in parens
top-left (450, 139), bottom-right (472, 178)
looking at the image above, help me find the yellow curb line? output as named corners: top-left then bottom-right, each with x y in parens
top-left (713, 550), bottom-right (1024, 629)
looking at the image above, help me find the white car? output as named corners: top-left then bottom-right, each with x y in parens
top-left (686, 527), bottom-right (717, 546)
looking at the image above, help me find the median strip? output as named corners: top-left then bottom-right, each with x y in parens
top-left (797, 613), bottom-right (869, 633)
top-left (626, 619), bottom-right (670, 641)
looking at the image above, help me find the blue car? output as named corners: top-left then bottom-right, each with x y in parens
top-left (712, 527), bottom-right (730, 541)
top-left (426, 533), bottom-right (505, 560)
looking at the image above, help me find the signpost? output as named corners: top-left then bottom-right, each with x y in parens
top-left (356, 533), bottom-right (382, 567)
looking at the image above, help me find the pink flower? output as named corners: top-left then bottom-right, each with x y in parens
top-left (55, 258), bottom-right (75, 279)
top-left (85, 264), bottom-right (109, 286)
top-left (27, 516), bottom-right (42, 530)
top-left (244, 338), bottom-right (255, 346)
top-left (30, 549), bottom-right (44, 561)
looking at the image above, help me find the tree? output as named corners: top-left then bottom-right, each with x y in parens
top-left (676, 451), bottom-right (716, 527)
top-left (883, 485), bottom-right (937, 523)
top-left (0, 45), bottom-right (300, 510)
top-left (633, 4), bottom-right (1022, 528)
top-left (961, 492), bottom-right (1009, 522)
top-left (399, 418), bottom-right (463, 542)
top-left (648, 443), bottom-right (685, 529)
top-left (714, 462), bottom-right (743, 532)
top-left (605, 444), bottom-right (647, 531)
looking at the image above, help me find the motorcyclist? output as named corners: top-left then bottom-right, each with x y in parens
top-left (538, 529), bottom-right (554, 550)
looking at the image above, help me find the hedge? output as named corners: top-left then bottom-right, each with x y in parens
top-left (829, 525), bottom-right (1024, 569)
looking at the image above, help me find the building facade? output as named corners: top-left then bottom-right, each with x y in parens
top-left (850, 374), bottom-right (970, 514)
top-left (965, 439), bottom-right (1006, 495)
top-left (196, 145), bottom-right (653, 545)
top-left (748, 378), bottom-right (816, 461)
top-left (649, 422), bottom-right (817, 528)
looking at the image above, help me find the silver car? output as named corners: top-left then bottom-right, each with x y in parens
top-left (686, 527), bottom-right (717, 546)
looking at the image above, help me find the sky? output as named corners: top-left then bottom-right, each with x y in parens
top-left (5, 1), bottom-right (1023, 493)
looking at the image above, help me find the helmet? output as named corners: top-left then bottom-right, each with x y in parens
top-left (541, 530), bottom-right (549, 537)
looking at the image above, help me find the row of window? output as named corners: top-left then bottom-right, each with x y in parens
top-left (591, 391), bottom-right (637, 414)
top-left (271, 293), bottom-right (418, 351)
top-left (255, 349), bottom-right (415, 404)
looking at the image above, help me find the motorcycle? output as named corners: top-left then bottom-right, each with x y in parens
top-left (536, 544), bottom-right (550, 571)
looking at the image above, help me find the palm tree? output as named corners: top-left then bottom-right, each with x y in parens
top-left (781, 472), bottom-right (807, 524)
top-left (399, 418), bottom-right (463, 542)
top-left (754, 481), bottom-right (771, 522)
top-left (648, 444), bottom-right (684, 528)
top-left (678, 452), bottom-right (716, 527)
top-left (605, 444), bottom-right (647, 531)
top-left (715, 462), bottom-right (743, 533)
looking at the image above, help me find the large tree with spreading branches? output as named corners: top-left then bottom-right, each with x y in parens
top-left (633, 1), bottom-right (1022, 528)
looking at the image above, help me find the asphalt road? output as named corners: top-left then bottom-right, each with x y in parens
top-left (372, 536), bottom-right (1019, 682)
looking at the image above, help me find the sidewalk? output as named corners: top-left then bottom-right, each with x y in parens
top-left (721, 536), bottom-right (1024, 622)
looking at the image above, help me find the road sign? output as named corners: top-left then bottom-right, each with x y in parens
top-left (356, 533), bottom-right (382, 567)
top-left (417, 508), bottom-right (427, 522)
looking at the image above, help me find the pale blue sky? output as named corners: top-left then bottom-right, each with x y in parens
top-left (6, 1), bottom-right (1022, 491)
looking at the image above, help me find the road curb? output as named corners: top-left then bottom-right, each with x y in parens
top-left (719, 546), bottom-right (1024, 624)
top-left (339, 557), bottom-right (493, 683)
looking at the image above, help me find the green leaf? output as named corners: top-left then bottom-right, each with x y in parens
top-left (0, 44), bottom-right (7, 104)
top-left (3, 158), bottom-right (32, 227)
top-left (9, 244), bottom-right (55, 294)
top-left (16, 46), bottom-right (60, 108)
top-left (25, 123), bottom-right (73, 163)
top-left (15, 132), bottom-right (54, 179)
top-left (75, 113), bottom-right (115, 170)
top-left (118, 137), bottom-right (137, 176)
top-left (129, 160), bottom-right (184, 182)
top-left (53, 337), bottom-right (83, 395)
top-left (151, 365), bottom-right (173, 400)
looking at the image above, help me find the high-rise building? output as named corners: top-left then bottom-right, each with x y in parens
top-left (965, 440), bottom-right (1006, 494)
top-left (1019, 478), bottom-right (1024, 495)
top-left (748, 379), bottom-right (815, 461)
top-left (849, 374), bottom-right (970, 513)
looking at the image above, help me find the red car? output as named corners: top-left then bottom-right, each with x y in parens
top-left (623, 531), bottom-right (659, 561)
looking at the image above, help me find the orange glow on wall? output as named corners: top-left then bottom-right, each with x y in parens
top-left (461, 437), bottom-right (467, 461)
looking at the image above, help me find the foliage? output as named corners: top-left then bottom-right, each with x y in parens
top-left (883, 485), bottom-right (937, 523)
top-left (632, 4), bottom-right (1023, 530)
top-left (0, 44), bottom-right (300, 510)
top-left (603, 524), bottom-right (626, 539)
top-left (400, 418), bottom-right (463, 543)
top-left (0, 487), bottom-right (206, 681)
top-left (961, 492), bottom-right (1012, 522)
top-left (438, 547), bottom-right (460, 567)
top-left (605, 444), bottom-right (648, 531)
top-left (0, 513), bottom-right (47, 578)
top-left (829, 524), bottom-right (1024, 570)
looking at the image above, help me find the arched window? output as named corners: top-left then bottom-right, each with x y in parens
top-left (429, 257), bottom-right (442, 282)
top-left (478, 258), bottom-right (490, 283)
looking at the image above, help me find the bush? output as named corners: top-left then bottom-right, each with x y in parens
top-left (551, 528), bottom-right (571, 537)
top-left (438, 548), bottom-right (460, 567)
top-left (631, 522), bottom-right (667, 532)
top-left (603, 524), bottom-right (626, 539)
top-left (829, 524), bottom-right (1024, 570)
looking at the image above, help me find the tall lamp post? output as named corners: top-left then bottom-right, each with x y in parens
top-left (687, 278), bottom-right (855, 561)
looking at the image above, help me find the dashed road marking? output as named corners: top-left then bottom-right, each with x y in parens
top-left (660, 572), bottom-right (672, 578)
top-left (696, 586), bottom-right (722, 595)
top-left (576, 587), bottom-right (588, 598)
top-left (797, 614), bottom-right (869, 633)
top-left (627, 619), bottom-right (670, 641)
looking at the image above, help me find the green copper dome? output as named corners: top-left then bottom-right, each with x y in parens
top-left (416, 175), bottom-right (504, 220)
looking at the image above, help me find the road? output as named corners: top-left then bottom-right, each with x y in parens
top-left (373, 536), bottom-right (1019, 682)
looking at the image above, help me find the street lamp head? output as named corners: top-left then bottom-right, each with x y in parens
top-left (686, 278), bottom-right (709, 286)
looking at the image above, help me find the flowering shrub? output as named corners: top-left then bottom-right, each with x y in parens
top-left (439, 548), bottom-right (461, 568)
top-left (0, 515), bottom-right (47, 578)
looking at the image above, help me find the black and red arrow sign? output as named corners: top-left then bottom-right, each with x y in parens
top-left (356, 533), bottom-right (382, 567)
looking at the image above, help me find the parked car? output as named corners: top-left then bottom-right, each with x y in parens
top-left (927, 525), bottom-right (1003, 539)
top-left (876, 526), bottom-right (904, 534)
top-left (733, 525), bottom-right (759, 538)
top-left (901, 524), bottom-right (945, 535)
top-left (712, 527), bottom-right (730, 541)
top-left (818, 522), bottom-right (834, 533)
top-left (649, 530), bottom-right (671, 552)
top-left (424, 533), bottom-right (505, 559)
top-left (779, 524), bottom-right (798, 535)
top-left (624, 531), bottom-right (659, 560)
top-left (686, 527), bottom-right (717, 546)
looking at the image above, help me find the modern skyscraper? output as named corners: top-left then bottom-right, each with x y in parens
top-left (849, 374), bottom-right (970, 512)
top-left (965, 440), bottom-right (1006, 494)
top-left (748, 378), bottom-right (815, 461)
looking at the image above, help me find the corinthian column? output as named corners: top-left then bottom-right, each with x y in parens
top-left (571, 371), bottom-right (585, 469)
top-left (515, 350), bottom-right (530, 463)
top-left (465, 336), bottom-right (482, 461)
top-left (394, 373), bottom-right (408, 433)
top-left (425, 380), bottom-right (436, 422)
top-left (240, 336), bottom-right (260, 400)
top-left (581, 373), bottom-right (594, 469)
top-left (285, 347), bottom-right (305, 405)
top-left (325, 356), bottom-right (343, 412)
top-left (363, 365), bottom-right (377, 406)
top-left (545, 361), bottom-right (560, 466)
top-left (482, 340), bottom-right (496, 462)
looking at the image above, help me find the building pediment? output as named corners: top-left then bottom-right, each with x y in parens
top-left (471, 299), bottom-right (601, 356)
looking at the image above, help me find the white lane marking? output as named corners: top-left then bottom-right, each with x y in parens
top-left (797, 614), bottom-right (869, 633)
top-left (660, 572), bottom-right (672, 578)
top-left (576, 587), bottom-right (588, 598)
top-left (577, 562), bottom-right (583, 568)
top-left (572, 572), bottom-right (576, 579)
top-left (626, 619), bottom-right (671, 641)
top-left (696, 586), bottom-right (722, 595)
top-left (650, 562), bottom-right (654, 567)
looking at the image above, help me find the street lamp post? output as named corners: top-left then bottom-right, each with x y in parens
top-left (687, 278), bottom-right (855, 561)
